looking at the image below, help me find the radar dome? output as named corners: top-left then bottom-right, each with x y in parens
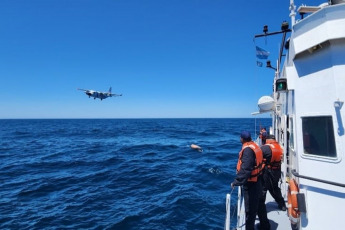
top-left (258, 96), bottom-right (275, 111)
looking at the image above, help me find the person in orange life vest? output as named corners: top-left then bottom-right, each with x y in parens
top-left (231, 131), bottom-right (264, 230)
top-left (259, 135), bottom-right (286, 211)
top-left (259, 127), bottom-right (267, 145)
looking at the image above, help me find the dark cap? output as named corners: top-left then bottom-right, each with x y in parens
top-left (240, 131), bottom-right (251, 140)
top-left (267, 134), bottom-right (276, 140)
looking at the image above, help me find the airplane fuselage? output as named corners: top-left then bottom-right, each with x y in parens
top-left (78, 87), bottom-right (122, 100)
top-left (85, 91), bottom-right (111, 100)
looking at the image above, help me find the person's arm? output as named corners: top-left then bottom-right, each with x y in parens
top-left (261, 145), bottom-right (272, 163)
top-left (232, 148), bottom-right (255, 186)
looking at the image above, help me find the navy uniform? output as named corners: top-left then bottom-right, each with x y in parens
top-left (260, 136), bottom-right (286, 210)
top-left (232, 131), bottom-right (264, 230)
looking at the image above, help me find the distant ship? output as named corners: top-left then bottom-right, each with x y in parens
top-left (225, 0), bottom-right (345, 229)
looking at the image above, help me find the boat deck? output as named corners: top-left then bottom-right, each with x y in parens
top-left (235, 187), bottom-right (291, 230)
top-left (255, 192), bottom-right (291, 230)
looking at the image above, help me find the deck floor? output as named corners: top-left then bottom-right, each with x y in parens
top-left (255, 192), bottom-right (291, 230)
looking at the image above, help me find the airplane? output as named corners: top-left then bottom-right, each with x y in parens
top-left (77, 87), bottom-right (122, 100)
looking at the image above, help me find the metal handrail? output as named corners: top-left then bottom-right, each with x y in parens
top-left (291, 169), bottom-right (345, 188)
top-left (224, 193), bottom-right (231, 230)
top-left (237, 186), bottom-right (245, 229)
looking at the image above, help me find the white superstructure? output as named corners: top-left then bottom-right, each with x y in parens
top-left (226, 1), bottom-right (345, 229)
top-left (277, 2), bottom-right (345, 229)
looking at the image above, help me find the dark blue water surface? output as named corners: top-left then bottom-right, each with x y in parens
top-left (0, 118), bottom-right (270, 230)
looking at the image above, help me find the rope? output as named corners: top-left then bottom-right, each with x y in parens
top-left (229, 186), bottom-right (234, 198)
top-left (230, 188), bottom-right (236, 220)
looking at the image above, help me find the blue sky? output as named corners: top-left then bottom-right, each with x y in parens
top-left (0, 0), bottom-right (323, 118)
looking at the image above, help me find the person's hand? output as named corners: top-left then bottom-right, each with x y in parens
top-left (231, 183), bottom-right (235, 189)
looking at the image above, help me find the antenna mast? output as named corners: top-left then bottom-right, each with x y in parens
top-left (289, 0), bottom-right (296, 26)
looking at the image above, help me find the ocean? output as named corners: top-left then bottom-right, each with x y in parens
top-left (0, 118), bottom-right (270, 230)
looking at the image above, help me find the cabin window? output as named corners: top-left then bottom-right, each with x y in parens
top-left (302, 116), bottom-right (336, 157)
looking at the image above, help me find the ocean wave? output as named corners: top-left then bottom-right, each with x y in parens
top-left (0, 118), bottom-right (271, 229)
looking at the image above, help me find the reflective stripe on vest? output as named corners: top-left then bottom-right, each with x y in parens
top-left (236, 141), bottom-right (264, 182)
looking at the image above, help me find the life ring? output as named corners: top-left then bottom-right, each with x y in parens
top-left (289, 179), bottom-right (299, 209)
top-left (287, 179), bottom-right (299, 223)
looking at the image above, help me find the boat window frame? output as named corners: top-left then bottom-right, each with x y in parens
top-left (301, 115), bottom-right (338, 160)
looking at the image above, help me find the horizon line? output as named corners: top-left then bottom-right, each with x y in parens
top-left (0, 117), bottom-right (270, 120)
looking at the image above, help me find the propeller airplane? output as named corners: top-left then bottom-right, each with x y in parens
top-left (77, 87), bottom-right (122, 100)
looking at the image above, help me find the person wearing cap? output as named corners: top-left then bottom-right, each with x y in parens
top-left (259, 127), bottom-right (267, 145)
top-left (259, 135), bottom-right (286, 212)
top-left (231, 131), bottom-right (265, 230)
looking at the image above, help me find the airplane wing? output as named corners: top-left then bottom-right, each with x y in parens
top-left (110, 93), bottom-right (122, 97)
top-left (77, 88), bottom-right (89, 92)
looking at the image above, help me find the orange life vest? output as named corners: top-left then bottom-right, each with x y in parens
top-left (236, 141), bottom-right (264, 182)
top-left (265, 139), bottom-right (283, 169)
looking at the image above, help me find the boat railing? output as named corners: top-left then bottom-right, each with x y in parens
top-left (291, 169), bottom-right (345, 188)
top-left (224, 186), bottom-right (245, 230)
top-left (224, 193), bottom-right (231, 230)
top-left (236, 186), bottom-right (246, 230)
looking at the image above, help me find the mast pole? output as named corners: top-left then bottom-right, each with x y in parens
top-left (290, 0), bottom-right (296, 26)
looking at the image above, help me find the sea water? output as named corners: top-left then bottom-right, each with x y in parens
top-left (0, 118), bottom-right (270, 229)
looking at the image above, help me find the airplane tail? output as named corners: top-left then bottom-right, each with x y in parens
top-left (108, 87), bottom-right (112, 93)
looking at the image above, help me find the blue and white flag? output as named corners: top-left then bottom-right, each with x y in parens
top-left (256, 46), bottom-right (270, 59)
